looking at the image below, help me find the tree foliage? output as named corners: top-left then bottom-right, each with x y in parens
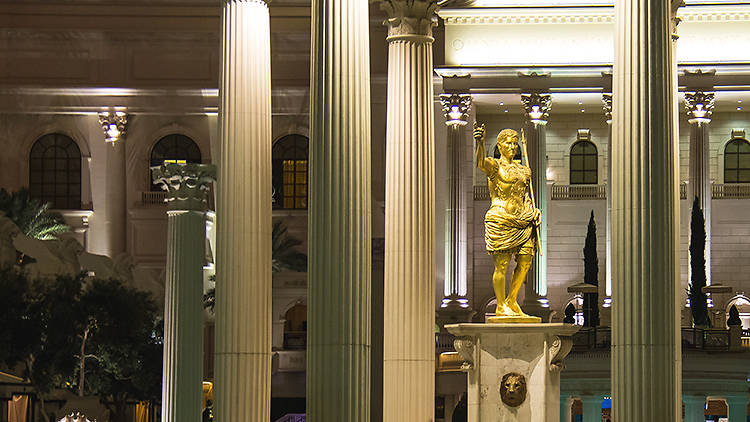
top-left (727, 304), bottom-right (742, 327)
top-left (688, 197), bottom-right (711, 327)
top-left (582, 210), bottom-right (599, 327)
top-left (74, 279), bottom-right (162, 422)
top-left (0, 188), bottom-right (70, 240)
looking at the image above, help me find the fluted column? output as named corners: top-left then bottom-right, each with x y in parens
top-left (686, 91), bottom-right (714, 286)
top-left (439, 93), bottom-right (471, 311)
top-left (726, 395), bottom-right (749, 422)
top-left (380, 1), bottom-right (438, 420)
top-left (611, 0), bottom-right (681, 420)
top-left (215, 1), bottom-right (272, 420)
top-left (153, 164), bottom-right (215, 422)
top-left (683, 395), bottom-right (707, 422)
top-left (602, 94), bottom-right (613, 309)
top-left (521, 92), bottom-right (551, 317)
top-left (580, 395), bottom-right (603, 422)
top-left (308, 0), bottom-right (372, 420)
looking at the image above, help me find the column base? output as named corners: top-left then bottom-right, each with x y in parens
top-left (446, 323), bottom-right (579, 422)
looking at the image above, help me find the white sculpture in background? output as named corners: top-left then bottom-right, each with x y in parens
top-left (58, 412), bottom-right (96, 422)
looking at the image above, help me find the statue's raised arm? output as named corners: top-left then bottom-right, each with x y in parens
top-left (473, 122), bottom-right (493, 174)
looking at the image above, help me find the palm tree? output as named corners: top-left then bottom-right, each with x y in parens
top-left (0, 188), bottom-right (70, 240)
top-left (203, 220), bottom-right (307, 311)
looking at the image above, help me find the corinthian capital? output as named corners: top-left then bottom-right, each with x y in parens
top-left (685, 91), bottom-right (715, 125)
top-left (521, 93), bottom-right (551, 126)
top-left (439, 93), bottom-right (472, 127)
top-left (378, 0), bottom-right (439, 40)
top-left (152, 163), bottom-right (217, 211)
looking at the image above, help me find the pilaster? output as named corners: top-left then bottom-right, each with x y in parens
top-left (521, 92), bottom-right (551, 319)
top-left (379, 1), bottom-right (439, 420)
top-left (153, 163), bottom-right (216, 422)
top-left (98, 111), bottom-right (128, 258)
top-left (602, 93), bottom-right (613, 312)
top-left (214, 1), bottom-right (272, 420)
top-left (308, 0), bottom-right (372, 419)
top-left (686, 91), bottom-right (714, 286)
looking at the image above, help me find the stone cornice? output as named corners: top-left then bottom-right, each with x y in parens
top-left (378, 0), bottom-right (440, 41)
top-left (440, 5), bottom-right (750, 25)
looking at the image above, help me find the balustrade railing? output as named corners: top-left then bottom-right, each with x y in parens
top-left (712, 183), bottom-right (750, 199)
top-left (141, 191), bottom-right (167, 205)
top-left (435, 332), bottom-right (456, 354)
top-left (551, 184), bottom-right (606, 200)
top-left (474, 185), bottom-right (490, 201)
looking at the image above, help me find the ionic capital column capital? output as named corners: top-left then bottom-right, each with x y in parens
top-left (685, 91), bottom-right (715, 125)
top-left (152, 163), bottom-right (217, 212)
top-left (602, 93), bottom-right (613, 125)
top-left (439, 93), bottom-right (472, 127)
top-left (521, 92), bottom-right (551, 126)
top-left (378, 0), bottom-right (439, 42)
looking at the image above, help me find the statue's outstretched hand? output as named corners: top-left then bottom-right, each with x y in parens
top-left (473, 122), bottom-right (486, 145)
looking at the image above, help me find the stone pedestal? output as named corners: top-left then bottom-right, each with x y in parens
top-left (446, 323), bottom-right (579, 422)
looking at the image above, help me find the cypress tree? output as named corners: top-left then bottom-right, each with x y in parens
top-left (688, 196), bottom-right (711, 327)
top-left (583, 210), bottom-right (600, 327)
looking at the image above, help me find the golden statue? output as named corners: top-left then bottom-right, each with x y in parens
top-left (474, 123), bottom-right (541, 323)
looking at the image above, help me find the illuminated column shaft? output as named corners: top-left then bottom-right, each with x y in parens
top-left (154, 164), bottom-right (215, 422)
top-left (215, 1), bottom-right (272, 420)
top-left (686, 92), bottom-right (714, 286)
top-left (440, 93), bottom-right (471, 308)
top-left (308, 0), bottom-right (372, 420)
top-left (381, 1), bottom-right (438, 420)
top-left (683, 395), bottom-right (706, 422)
top-left (104, 141), bottom-right (127, 257)
top-left (522, 93), bottom-right (551, 315)
top-left (611, 0), bottom-right (680, 420)
top-left (603, 94), bottom-right (613, 303)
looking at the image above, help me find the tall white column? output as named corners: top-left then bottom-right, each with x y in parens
top-left (98, 112), bottom-right (128, 258)
top-left (580, 395), bottom-right (603, 422)
top-left (380, 1), bottom-right (439, 420)
top-left (726, 395), bottom-right (749, 422)
top-left (308, 0), bottom-right (372, 420)
top-left (686, 91), bottom-right (714, 286)
top-left (521, 92), bottom-right (551, 318)
top-left (611, 0), bottom-right (681, 420)
top-left (153, 164), bottom-right (215, 422)
top-left (683, 395), bottom-right (707, 422)
top-left (439, 93), bottom-right (471, 312)
top-left (214, 1), bottom-right (272, 420)
top-left (602, 94), bottom-right (613, 309)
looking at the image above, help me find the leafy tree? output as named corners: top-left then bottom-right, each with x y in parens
top-left (204, 220), bottom-right (307, 311)
top-left (582, 211), bottom-right (600, 327)
top-left (0, 266), bottom-right (34, 366)
top-left (0, 188), bottom-right (70, 240)
top-left (73, 279), bottom-right (162, 422)
top-left (727, 304), bottom-right (742, 327)
top-left (5, 272), bottom-right (88, 422)
top-left (688, 197), bottom-right (711, 327)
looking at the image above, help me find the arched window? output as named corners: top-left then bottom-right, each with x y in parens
top-left (493, 144), bottom-right (522, 162)
top-left (563, 296), bottom-right (585, 326)
top-left (272, 135), bottom-right (308, 209)
top-left (149, 134), bottom-right (202, 191)
top-left (727, 296), bottom-right (750, 329)
top-left (570, 141), bottom-right (598, 184)
top-left (724, 138), bottom-right (750, 183)
top-left (283, 303), bottom-right (307, 350)
top-left (29, 133), bottom-right (82, 210)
